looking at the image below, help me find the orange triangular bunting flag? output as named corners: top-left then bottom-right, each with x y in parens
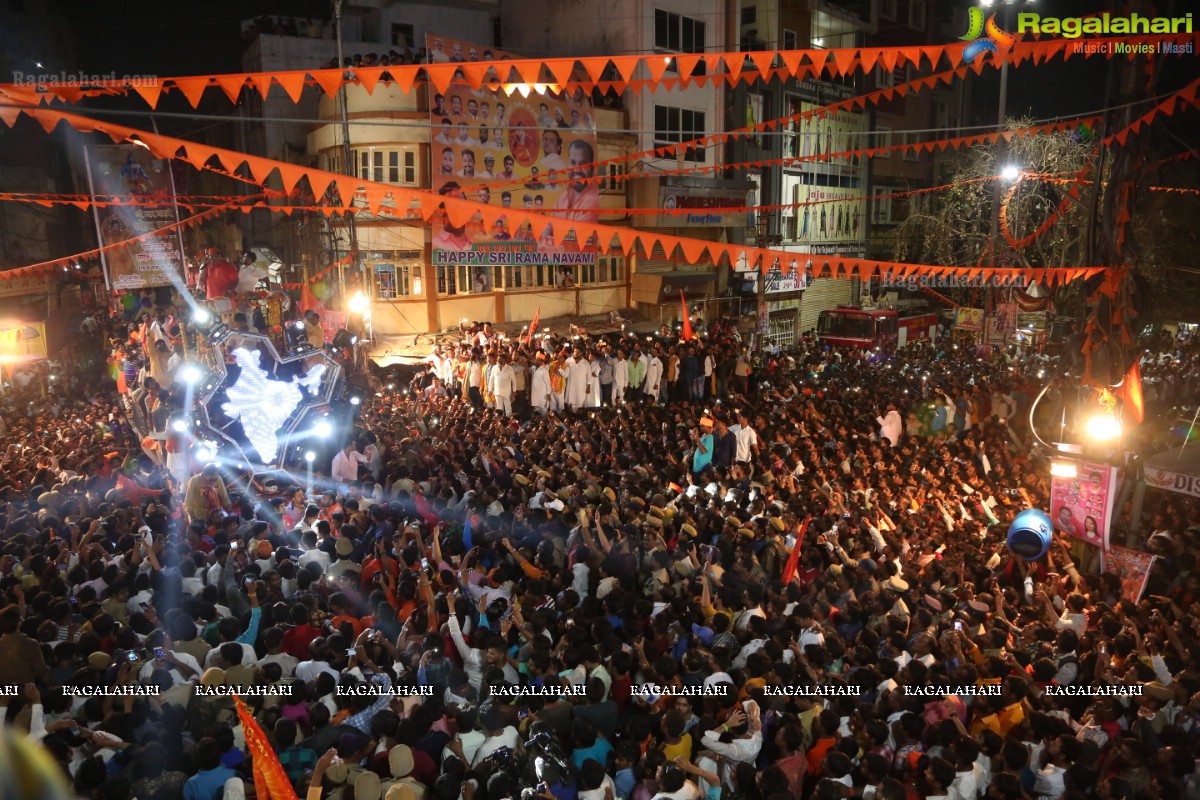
top-left (275, 73), bottom-right (307, 104)
top-left (646, 56), bottom-right (672, 84)
top-left (214, 75), bottom-right (247, 104)
top-left (174, 77), bottom-right (210, 109)
top-left (921, 45), bottom-right (944, 69)
top-left (183, 144), bottom-right (217, 170)
top-left (248, 73), bottom-right (272, 100)
top-left (611, 57), bottom-right (641, 83)
top-left (582, 57), bottom-right (608, 84)
top-left (858, 48), bottom-right (880, 75)
top-left (780, 50), bottom-right (804, 79)
top-left (546, 58), bottom-right (576, 87)
top-left (310, 69), bottom-right (343, 99)
top-left (831, 49), bottom-right (857, 77)
top-left (459, 62), bottom-right (490, 90)
top-left (277, 165), bottom-right (308, 194)
top-left (749, 50), bottom-right (775, 77)
top-left (877, 48), bottom-right (900, 74)
top-left (723, 53), bottom-right (744, 81)
top-left (675, 54), bottom-right (701, 80)
top-left (356, 67), bottom-right (385, 94)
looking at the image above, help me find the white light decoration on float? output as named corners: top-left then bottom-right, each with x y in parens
top-left (220, 347), bottom-right (327, 463)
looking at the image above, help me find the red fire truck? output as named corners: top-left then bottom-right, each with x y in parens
top-left (817, 306), bottom-right (940, 349)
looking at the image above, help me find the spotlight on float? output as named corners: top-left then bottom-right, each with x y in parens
top-left (171, 418), bottom-right (189, 433)
top-left (304, 450), bottom-right (317, 463)
top-left (1001, 164), bottom-right (1021, 182)
top-left (190, 307), bottom-right (214, 330)
top-left (313, 420), bottom-right (333, 439)
top-left (348, 291), bottom-right (369, 315)
top-left (1085, 413), bottom-right (1121, 442)
top-left (285, 318), bottom-right (313, 355)
top-left (177, 364), bottom-right (204, 386)
top-left (332, 329), bottom-right (358, 349)
top-left (195, 444), bottom-right (216, 463)
top-left (1007, 508), bottom-right (1053, 560)
top-left (349, 396), bottom-right (361, 406)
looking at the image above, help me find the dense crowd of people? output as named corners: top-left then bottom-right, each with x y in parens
top-left (4, 304), bottom-right (1200, 800)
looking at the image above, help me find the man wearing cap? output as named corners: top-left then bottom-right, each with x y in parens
top-left (480, 154), bottom-right (496, 179)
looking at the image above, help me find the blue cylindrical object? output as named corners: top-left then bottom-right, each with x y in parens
top-left (1007, 508), bottom-right (1054, 559)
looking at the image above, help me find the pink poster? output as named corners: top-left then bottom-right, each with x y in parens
top-left (1049, 459), bottom-right (1116, 548)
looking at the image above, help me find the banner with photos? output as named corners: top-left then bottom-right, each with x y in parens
top-left (428, 35), bottom-right (599, 289)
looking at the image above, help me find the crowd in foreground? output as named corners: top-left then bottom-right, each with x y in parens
top-left (3, 306), bottom-right (1200, 800)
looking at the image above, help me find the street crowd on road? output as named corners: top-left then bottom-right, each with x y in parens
top-left (4, 308), bottom-right (1200, 800)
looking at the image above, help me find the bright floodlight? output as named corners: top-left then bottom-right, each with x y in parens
top-left (1001, 165), bottom-right (1021, 181)
top-left (1085, 414), bottom-right (1121, 442)
top-left (171, 419), bottom-right (189, 433)
top-left (304, 450), bottom-right (317, 463)
top-left (313, 420), bottom-right (333, 438)
top-left (348, 291), bottom-right (370, 315)
top-left (192, 307), bottom-right (213, 326)
top-left (179, 364), bottom-right (203, 385)
top-left (195, 446), bottom-right (215, 463)
top-left (349, 396), bottom-right (361, 406)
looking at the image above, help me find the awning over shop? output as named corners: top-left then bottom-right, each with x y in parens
top-left (632, 271), bottom-right (716, 305)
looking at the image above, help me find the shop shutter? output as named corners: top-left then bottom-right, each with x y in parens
top-left (798, 278), bottom-right (854, 335)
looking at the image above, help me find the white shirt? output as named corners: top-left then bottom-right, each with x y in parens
top-left (700, 729), bottom-right (762, 790)
top-left (203, 642), bottom-right (258, 670)
top-left (331, 449), bottom-right (368, 484)
top-left (296, 659), bottom-right (340, 684)
top-left (730, 424), bottom-right (758, 462)
top-left (139, 650), bottom-right (202, 686)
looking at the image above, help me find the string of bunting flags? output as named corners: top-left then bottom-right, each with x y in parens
top-left (0, 102), bottom-right (1116, 288)
top-left (0, 32), bottom-right (1194, 111)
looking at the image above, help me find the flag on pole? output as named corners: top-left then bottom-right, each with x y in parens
top-left (781, 516), bottom-right (812, 586)
top-left (524, 307), bottom-right (541, 345)
top-left (680, 290), bottom-right (693, 341)
top-left (1118, 360), bottom-right (1145, 425)
top-left (234, 695), bottom-right (298, 799)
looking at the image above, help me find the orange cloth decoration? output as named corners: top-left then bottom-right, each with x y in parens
top-left (680, 291), bottom-right (693, 342)
top-left (234, 695), bottom-right (298, 800)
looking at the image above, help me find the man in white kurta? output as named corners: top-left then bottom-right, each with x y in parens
top-left (531, 359), bottom-right (553, 415)
top-left (644, 350), bottom-right (664, 405)
top-left (586, 354), bottom-right (603, 408)
top-left (612, 351), bottom-right (628, 406)
top-left (565, 350), bottom-right (591, 411)
top-left (490, 355), bottom-right (516, 416)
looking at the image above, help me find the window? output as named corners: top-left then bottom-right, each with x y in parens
top-left (740, 6), bottom-right (756, 26)
top-left (654, 9), bottom-right (706, 53)
top-left (579, 256), bottom-right (624, 285)
top-left (874, 127), bottom-right (892, 158)
top-left (873, 194), bottom-right (893, 224)
top-left (437, 264), bottom-right (489, 295)
top-left (391, 23), bottom-right (415, 48)
top-left (875, 64), bottom-right (905, 88)
top-left (908, 0), bottom-right (927, 30)
top-left (503, 264), bottom-right (553, 290)
top-left (353, 147), bottom-right (418, 186)
top-left (600, 163), bottom-right (626, 194)
top-left (374, 257), bottom-right (423, 299)
top-left (654, 105), bottom-right (706, 163)
top-left (902, 132), bottom-right (920, 161)
top-left (783, 29), bottom-right (797, 50)
top-left (879, 0), bottom-right (897, 20)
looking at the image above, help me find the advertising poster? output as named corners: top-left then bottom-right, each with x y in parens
top-left (85, 144), bottom-right (185, 289)
top-left (792, 185), bottom-right (864, 245)
top-left (1103, 546), bottom-right (1156, 602)
top-left (955, 307), bottom-right (985, 331)
top-left (1049, 459), bottom-right (1117, 548)
top-left (428, 35), bottom-right (598, 290)
top-left (785, 101), bottom-right (865, 169)
top-left (763, 258), bottom-right (809, 294)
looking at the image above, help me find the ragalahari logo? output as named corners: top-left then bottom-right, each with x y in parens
top-left (959, 8), bottom-right (1017, 64)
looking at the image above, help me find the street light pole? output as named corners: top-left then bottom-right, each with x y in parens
top-left (333, 0), bottom-right (359, 306)
top-left (983, 1), bottom-right (1013, 356)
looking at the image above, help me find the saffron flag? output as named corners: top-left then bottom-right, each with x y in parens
top-left (780, 515), bottom-right (812, 586)
top-left (234, 695), bottom-right (297, 800)
top-left (680, 290), bottom-right (693, 342)
top-left (525, 307), bottom-right (541, 345)
top-left (1119, 360), bottom-right (1145, 425)
top-left (300, 283), bottom-right (322, 314)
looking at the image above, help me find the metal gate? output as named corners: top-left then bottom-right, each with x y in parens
top-left (763, 314), bottom-right (796, 352)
